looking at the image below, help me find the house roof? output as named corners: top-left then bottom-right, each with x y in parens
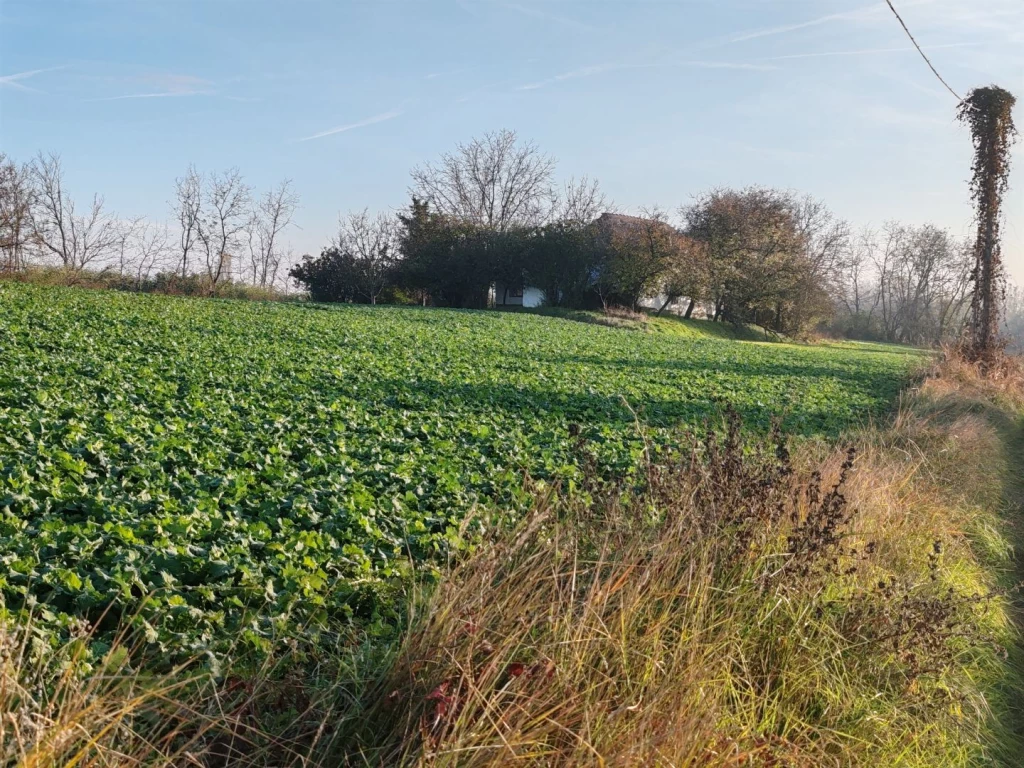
top-left (595, 212), bottom-right (658, 227)
top-left (592, 212), bottom-right (687, 244)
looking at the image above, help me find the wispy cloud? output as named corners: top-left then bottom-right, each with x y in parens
top-left (146, 73), bottom-right (213, 93)
top-left (453, 0), bottom-right (485, 19)
top-left (0, 65), bottom-right (66, 93)
top-left (901, 0), bottom-right (1022, 36)
top-left (860, 103), bottom-right (948, 128)
top-left (710, 137), bottom-right (815, 162)
top-left (454, 0), bottom-right (598, 32)
top-left (723, 1), bottom-right (897, 45)
top-left (494, 1), bottom-right (597, 32)
top-left (517, 63), bottom-right (623, 91)
top-left (424, 67), bottom-right (471, 81)
top-left (682, 60), bottom-right (777, 71)
top-left (517, 58), bottom-right (774, 91)
top-left (298, 110), bottom-right (403, 142)
top-left (455, 80), bottom-right (507, 103)
top-left (88, 90), bottom-right (214, 102)
top-left (727, 8), bottom-right (861, 44)
top-left (762, 42), bottom-right (976, 61)
top-left (87, 73), bottom-right (216, 101)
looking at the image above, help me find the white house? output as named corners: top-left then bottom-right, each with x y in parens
top-left (492, 282), bottom-right (544, 308)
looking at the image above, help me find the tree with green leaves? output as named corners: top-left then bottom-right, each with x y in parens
top-left (593, 210), bottom-right (679, 311)
top-left (395, 197), bottom-right (493, 308)
top-left (657, 235), bottom-right (709, 317)
top-left (683, 187), bottom-right (846, 334)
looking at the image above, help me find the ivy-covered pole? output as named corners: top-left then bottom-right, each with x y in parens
top-left (957, 86), bottom-right (1017, 364)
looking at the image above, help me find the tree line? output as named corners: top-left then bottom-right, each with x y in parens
top-left (0, 152), bottom-right (297, 294)
top-left (290, 129), bottom-right (977, 339)
top-left (0, 129), bottom-right (999, 341)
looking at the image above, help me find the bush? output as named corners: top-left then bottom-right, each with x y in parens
top-left (289, 247), bottom-right (405, 304)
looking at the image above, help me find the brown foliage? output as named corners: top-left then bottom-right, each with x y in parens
top-left (958, 86), bottom-right (1018, 364)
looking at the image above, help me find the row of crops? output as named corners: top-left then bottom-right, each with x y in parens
top-left (0, 284), bottom-right (926, 657)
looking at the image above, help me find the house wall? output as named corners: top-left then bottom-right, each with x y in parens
top-left (522, 287), bottom-right (544, 308)
top-left (494, 282), bottom-right (545, 308)
top-left (639, 294), bottom-right (669, 311)
top-left (640, 293), bottom-right (691, 313)
top-left (493, 281), bottom-right (522, 306)
top-left (640, 294), bottom-right (707, 316)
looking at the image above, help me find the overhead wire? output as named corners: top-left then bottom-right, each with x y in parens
top-left (884, 0), bottom-right (962, 101)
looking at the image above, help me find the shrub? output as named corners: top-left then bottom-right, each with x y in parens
top-left (289, 247), bottom-right (409, 305)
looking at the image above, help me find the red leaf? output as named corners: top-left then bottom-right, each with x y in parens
top-left (426, 680), bottom-right (452, 701)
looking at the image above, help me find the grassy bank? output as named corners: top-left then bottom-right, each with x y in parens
top-left (498, 304), bottom-right (773, 342)
top-left (3, 354), bottom-right (1021, 767)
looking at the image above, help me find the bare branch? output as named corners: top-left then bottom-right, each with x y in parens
top-left (30, 153), bottom-right (119, 271)
top-left (337, 209), bottom-right (398, 304)
top-left (410, 129), bottom-right (556, 231)
top-left (196, 168), bottom-right (251, 288)
top-left (172, 166), bottom-right (203, 278)
top-left (247, 179), bottom-right (299, 288)
top-left (0, 154), bottom-right (36, 271)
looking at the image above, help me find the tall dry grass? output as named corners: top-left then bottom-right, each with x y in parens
top-left (340, 399), bottom-right (1017, 766)
top-left (3, 353), bottom-right (1022, 767)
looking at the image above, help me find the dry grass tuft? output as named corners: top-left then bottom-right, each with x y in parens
top-left (927, 346), bottom-right (1024, 412)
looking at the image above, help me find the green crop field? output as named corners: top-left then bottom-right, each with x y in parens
top-left (0, 284), bottom-right (927, 657)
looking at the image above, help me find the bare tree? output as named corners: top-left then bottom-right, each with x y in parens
top-left (1003, 282), bottom-right (1024, 352)
top-left (172, 166), bottom-right (203, 278)
top-left (247, 180), bottom-right (299, 288)
top-left (114, 217), bottom-right (144, 277)
top-left (868, 223), bottom-right (907, 341)
top-left (934, 240), bottom-right (973, 343)
top-left (196, 168), bottom-right (251, 288)
top-left (132, 223), bottom-right (173, 288)
top-left (0, 153), bottom-right (35, 271)
top-left (410, 129), bottom-right (556, 232)
top-left (786, 194), bottom-right (851, 331)
top-left (30, 153), bottom-right (119, 271)
top-left (794, 195), bottom-right (850, 297)
top-left (337, 209), bottom-right (397, 305)
top-left (551, 176), bottom-right (610, 228)
top-left (852, 222), bottom-right (972, 344)
top-left (838, 228), bottom-right (875, 321)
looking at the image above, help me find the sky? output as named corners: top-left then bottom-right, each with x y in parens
top-left (1, 0), bottom-right (1022, 279)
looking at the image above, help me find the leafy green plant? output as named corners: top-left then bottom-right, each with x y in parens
top-left (0, 283), bottom-right (926, 658)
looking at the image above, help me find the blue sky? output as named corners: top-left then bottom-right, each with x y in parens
top-left (1, 0), bottom-right (1022, 278)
